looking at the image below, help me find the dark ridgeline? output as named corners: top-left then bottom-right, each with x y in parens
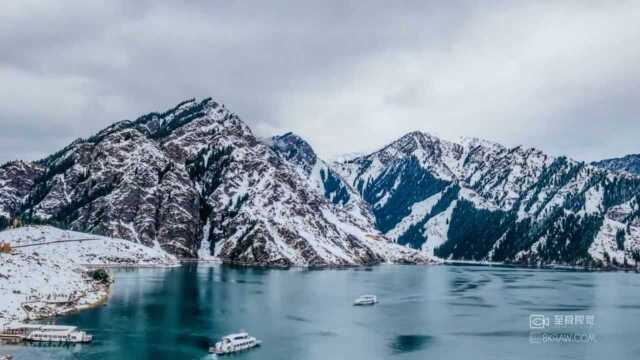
top-left (593, 154), bottom-right (640, 176)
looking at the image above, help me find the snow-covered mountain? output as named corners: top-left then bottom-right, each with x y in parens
top-left (0, 99), bottom-right (428, 267)
top-left (3, 97), bottom-right (637, 268)
top-left (333, 131), bottom-right (640, 267)
top-left (266, 132), bottom-right (374, 227)
top-left (593, 154), bottom-right (640, 176)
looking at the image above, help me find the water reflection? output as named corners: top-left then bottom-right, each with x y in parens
top-left (388, 335), bottom-right (434, 355)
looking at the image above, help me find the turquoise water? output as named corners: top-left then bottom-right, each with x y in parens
top-left (3, 264), bottom-right (640, 359)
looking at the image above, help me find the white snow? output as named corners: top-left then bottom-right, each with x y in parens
top-left (329, 152), bottom-right (367, 163)
top-left (0, 248), bottom-right (106, 325)
top-left (458, 187), bottom-right (497, 210)
top-left (514, 236), bottom-right (547, 263)
top-left (0, 226), bottom-right (179, 324)
top-left (583, 185), bottom-right (604, 214)
top-left (197, 220), bottom-right (214, 260)
top-left (588, 218), bottom-right (626, 264)
top-left (486, 233), bottom-right (507, 260)
top-left (421, 200), bottom-right (457, 256)
top-left (386, 193), bottom-right (442, 240)
top-left (0, 226), bottom-right (178, 267)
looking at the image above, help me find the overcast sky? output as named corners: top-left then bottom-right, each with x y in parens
top-left (1, 1), bottom-right (639, 163)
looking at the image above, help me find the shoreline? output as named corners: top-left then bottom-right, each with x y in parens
top-left (0, 226), bottom-right (182, 327)
top-left (1, 263), bottom-right (179, 327)
top-left (180, 256), bottom-right (638, 273)
top-left (178, 256), bottom-right (437, 270)
top-left (22, 283), bottom-right (111, 324)
top-left (82, 263), bottom-right (181, 269)
top-left (441, 259), bottom-right (640, 272)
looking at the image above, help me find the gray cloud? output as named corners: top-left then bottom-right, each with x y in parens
top-left (1, 0), bottom-right (639, 163)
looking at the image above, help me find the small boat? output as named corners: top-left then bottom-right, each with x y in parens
top-left (353, 294), bottom-right (378, 306)
top-left (210, 332), bottom-right (261, 355)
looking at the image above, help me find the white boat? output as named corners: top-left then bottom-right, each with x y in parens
top-left (210, 332), bottom-right (261, 355)
top-left (1, 323), bottom-right (92, 343)
top-left (353, 294), bottom-right (378, 306)
top-left (25, 328), bottom-right (92, 343)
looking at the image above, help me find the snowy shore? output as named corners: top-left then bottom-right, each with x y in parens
top-left (0, 226), bottom-right (179, 325)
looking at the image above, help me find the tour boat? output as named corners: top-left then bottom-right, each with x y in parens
top-left (1, 323), bottom-right (92, 343)
top-left (353, 294), bottom-right (378, 306)
top-left (210, 332), bottom-right (261, 355)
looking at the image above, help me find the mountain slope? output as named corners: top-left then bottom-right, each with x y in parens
top-left (593, 154), bottom-right (640, 176)
top-left (0, 99), bottom-right (427, 267)
top-left (334, 132), bottom-right (640, 267)
top-left (0, 225), bottom-right (178, 323)
top-left (0, 225), bottom-right (178, 267)
top-left (266, 132), bottom-right (375, 227)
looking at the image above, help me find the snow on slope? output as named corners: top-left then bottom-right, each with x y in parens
top-left (0, 226), bottom-right (178, 267)
top-left (589, 218), bottom-right (626, 264)
top-left (0, 161), bottom-right (44, 220)
top-left (267, 132), bottom-right (375, 227)
top-left (334, 130), bottom-right (640, 266)
top-left (422, 200), bottom-right (457, 257)
top-left (589, 200), bottom-right (640, 264)
top-left (386, 193), bottom-right (442, 240)
top-left (0, 226), bottom-right (178, 324)
top-left (0, 249), bottom-right (107, 324)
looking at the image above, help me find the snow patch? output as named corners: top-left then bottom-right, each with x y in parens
top-left (583, 186), bottom-right (603, 214)
top-left (422, 200), bottom-right (457, 257)
top-left (386, 193), bottom-right (442, 240)
top-left (588, 218), bottom-right (626, 264)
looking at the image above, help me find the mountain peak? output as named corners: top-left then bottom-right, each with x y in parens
top-left (160, 97), bottom-right (219, 117)
top-left (459, 136), bottom-right (504, 151)
top-left (269, 132), bottom-right (318, 173)
top-left (398, 130), bottom-right (439, 142)
top-left (387, 131), bottom-right (447, 155)
top-left (133, 98), bottom-right (212, 122)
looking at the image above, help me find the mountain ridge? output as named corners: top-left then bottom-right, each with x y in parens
top-left (2, 99), bottom-right (640, 268)
top-left (0, 98), bottom-right (428, 267)
top-left (332, 130), bottom-right (640, 267)
top-left (593, 153), bottom-right (640, 176)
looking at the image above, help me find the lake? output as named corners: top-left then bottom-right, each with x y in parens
top-left (3, 264), bottom-right (640, 360)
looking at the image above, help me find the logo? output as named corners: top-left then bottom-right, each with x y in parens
top-left (529, 314), bottom-right (550, 330)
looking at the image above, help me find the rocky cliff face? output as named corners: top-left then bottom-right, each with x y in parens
top-left (0, 99), bottom-right (426, 266)
top-left (334, 132), bottom-right (640, 267)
